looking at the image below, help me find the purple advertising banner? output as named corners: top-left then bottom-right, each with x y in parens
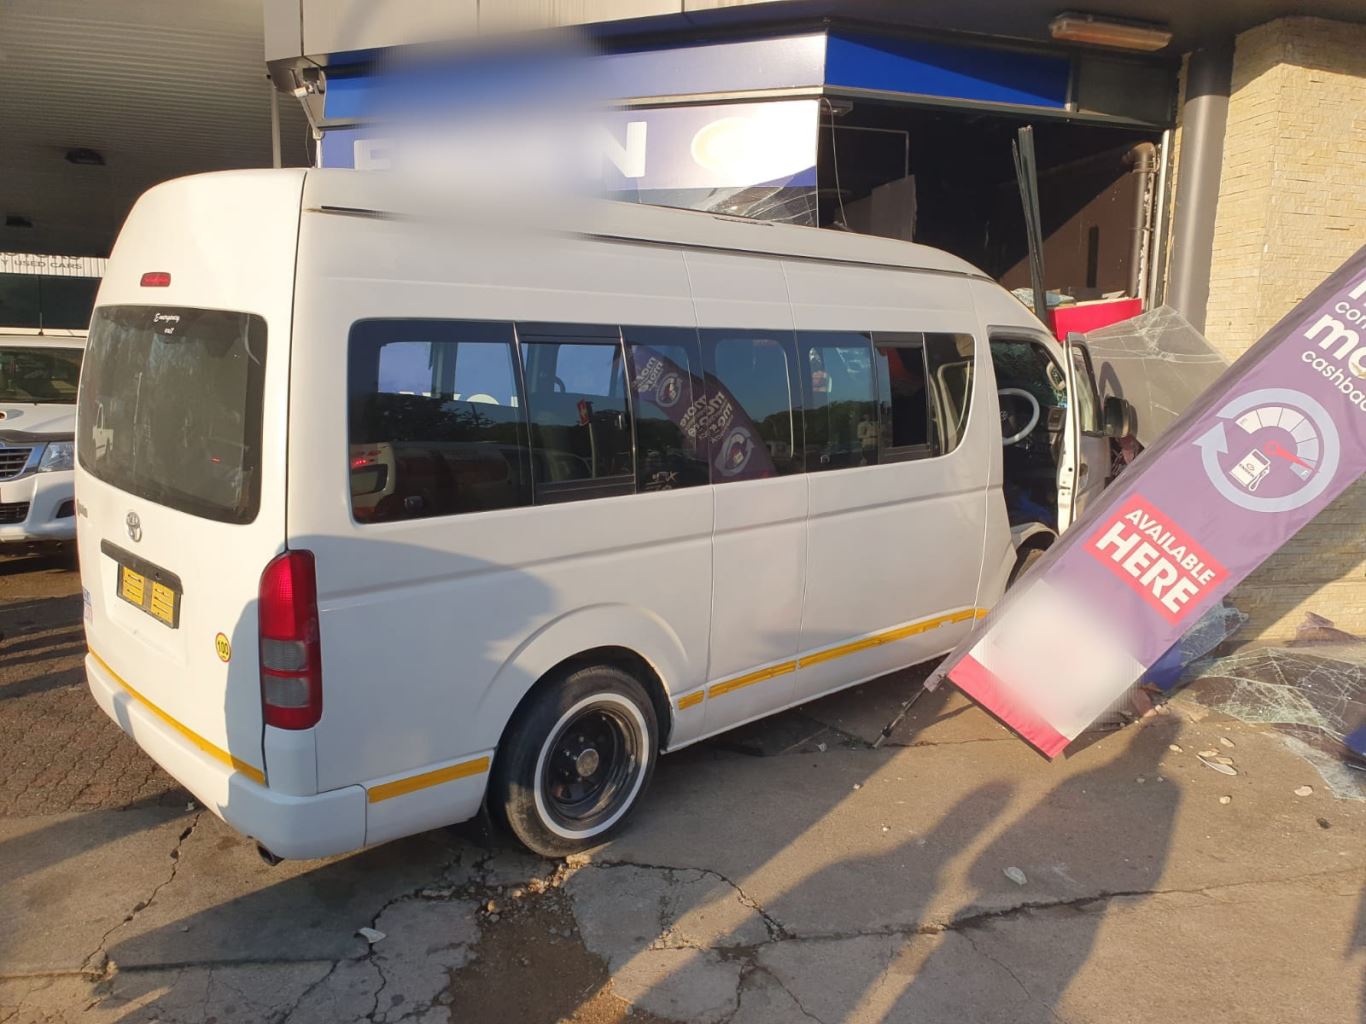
top-left (933, 246), bottom-right (1366, 757)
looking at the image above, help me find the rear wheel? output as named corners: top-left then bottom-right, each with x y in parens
top-left (492, 664), bottom-right (658, 857)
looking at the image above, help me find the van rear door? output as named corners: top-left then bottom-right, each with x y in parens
top-left (77, 305), bottom-right (280, 779)
top-left (74, 170), bottom-right (302, 786)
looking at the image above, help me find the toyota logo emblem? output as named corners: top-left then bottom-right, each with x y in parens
top-left (125, 511), bottom-right (143, 543)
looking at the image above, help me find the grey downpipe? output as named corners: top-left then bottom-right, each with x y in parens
top-left (1166, 39), bottom-right (1234, 332)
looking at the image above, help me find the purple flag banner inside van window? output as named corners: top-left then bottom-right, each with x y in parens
top-left (932, 246), bottom-right (1366, 758)
top-left (629, 344), bottom-right (779, 483)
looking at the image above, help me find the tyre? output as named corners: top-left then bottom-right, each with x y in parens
top-left (1007, 544), bottom-right (1047, 589)
top-left (491, 664), bottom-right (658, 857)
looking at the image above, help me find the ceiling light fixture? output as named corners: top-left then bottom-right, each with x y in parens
top-left (65, 147), bottom-right (106, 166)
top-left (1049, 12), bottom-right (1173, 52)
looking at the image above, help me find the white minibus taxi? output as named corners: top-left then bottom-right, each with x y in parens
top-left (76, 170), bottom-right (1117, 859)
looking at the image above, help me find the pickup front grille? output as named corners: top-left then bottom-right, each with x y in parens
top-left (0, 501), bottom-right (30, 524)
top-left (0, 447), bottom-right (33, 480)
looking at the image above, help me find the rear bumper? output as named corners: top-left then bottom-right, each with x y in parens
top-left (86, 654), bottom-right (367, 859)
top-left (0, 470), bottom-right (76, 543)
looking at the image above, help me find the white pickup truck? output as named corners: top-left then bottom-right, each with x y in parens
top-left (0, 330), bottom-right (86, 547)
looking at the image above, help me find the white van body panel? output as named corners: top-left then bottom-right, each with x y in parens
top-left (288, 195), bottom-right (713, 794)
top-left (682, 249), bottom-right (805, 732)
top-left (79, 169), bottom-right (1075, 859)
top-left (77, 171), bottom-right (305, 811)
top-left (788, 263), bottom-right (990, 700)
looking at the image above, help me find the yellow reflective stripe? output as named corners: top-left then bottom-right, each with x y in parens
top-left (89, 650), bottom-right (266, 786)
top-left (368, 756), bottom-right (491, 804)
top-left (708, 661), bottom-right (796, 699)
top-left (796, 608), bottom-right (984, 670)
top-left (693, 608), bottom-right (985, 706)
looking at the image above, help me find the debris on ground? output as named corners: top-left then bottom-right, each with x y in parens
top-left (1175, 628), bottom-right (1366, 799)
top-left (1198, 749), bottom-right (1219, 758)
top-left (1291, 612), bottom-right (1362, 647)
top-left (1219, 796), bottom-right (1232, 805)
top-left (1199, 755), bottom-right (1238, 776)
top-left (1004, 867), bottom-right (1028, 886)
top-left (357, 927), bottom-right (386, 945)
top-left (1169, 744), bottom-right (1184, 753)
top-left (1294, 785), bottom-right (1314, 797)
top-left (1220, 737), bottom-right (1236, 748)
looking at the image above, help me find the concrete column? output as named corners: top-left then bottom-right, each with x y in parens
top-left (1166, 39), bottom-right (1233, 332)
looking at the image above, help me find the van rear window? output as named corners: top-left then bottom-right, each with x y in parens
top-left (78, 306), bottom-right (267, 524)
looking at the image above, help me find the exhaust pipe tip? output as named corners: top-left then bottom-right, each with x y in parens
top-left (256, 842), bottom-right (283, 867)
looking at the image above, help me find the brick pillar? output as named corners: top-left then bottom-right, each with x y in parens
top-left (1203, 16), bottom-right (1366, 640)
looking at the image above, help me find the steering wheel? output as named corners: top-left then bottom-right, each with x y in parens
top-left (997, 388), bottom-right (1041, 446)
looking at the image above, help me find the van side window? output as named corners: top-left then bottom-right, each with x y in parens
top-left (799, 332), bottom-right (877, 471)
top-left (874, 332), bottom-right (976, 460)
top-left (348, 320), bottom-right (531, 522)
top-left (520, 329), bottom-right (635, 503)
top-left (923, 333), bottom-right (976, 455)
top-left (624, 326), bottom-right (709, 491)
top-left (874, 336), bottom-right (932, 457)
top-left (700, 330), bottom-right (802, 482)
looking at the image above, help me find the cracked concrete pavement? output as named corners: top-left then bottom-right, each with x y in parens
top-left (4, 550), bottom-right (1365, 1023)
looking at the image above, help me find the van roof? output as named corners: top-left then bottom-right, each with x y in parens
top-left (300, 168), bottom-right (984, 279)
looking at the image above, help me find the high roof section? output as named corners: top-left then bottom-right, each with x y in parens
top-left (302, 168), bottom-right (982, 277)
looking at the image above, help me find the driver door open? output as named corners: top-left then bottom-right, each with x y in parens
top-left (1057, 334), bottom-right (1108, 532)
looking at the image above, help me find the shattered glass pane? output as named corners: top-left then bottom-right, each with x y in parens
top-left (1180, 642), bottom-right (1366, 799)
top-left (1145, 602), bottom-right (1249, 691)
top-left (1082, 306), bottom-right (1229, 448)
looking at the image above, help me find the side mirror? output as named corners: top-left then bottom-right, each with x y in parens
top-left (1103, 396), bottom-right (1136, 439)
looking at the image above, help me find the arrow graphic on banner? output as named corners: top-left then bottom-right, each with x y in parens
top-left (1194, 386), bottom-right (1341, 513)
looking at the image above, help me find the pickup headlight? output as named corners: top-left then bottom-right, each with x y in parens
top-left (39, 441), bottom-right (75, 473)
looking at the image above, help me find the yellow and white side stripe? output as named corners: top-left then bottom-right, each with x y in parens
top-left (366, 756), bottom-right (491, 804)
top-left (92, 606), bottom-right (983, 808)
top-left (90, 650), bottom-right (268, 786)
top-left (675, 606), bottom-right (987, 713)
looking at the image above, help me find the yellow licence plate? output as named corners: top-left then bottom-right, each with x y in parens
top-left (118, 565), bottom-right (180, 628)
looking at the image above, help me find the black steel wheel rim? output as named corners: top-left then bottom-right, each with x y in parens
top-left (540, 704), bottom-right (641, 832)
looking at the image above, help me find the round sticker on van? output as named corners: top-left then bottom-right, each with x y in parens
top-left (215, 633), bottom-right (232, 663)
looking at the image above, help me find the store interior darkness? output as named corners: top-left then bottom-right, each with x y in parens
top-left (817, 102), bottom-right (1163, 300)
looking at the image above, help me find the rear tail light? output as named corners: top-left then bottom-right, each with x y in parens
top-left (258, 550), bottom-right (322, 729)
top-left (140, 271), bottom-right (171, 287)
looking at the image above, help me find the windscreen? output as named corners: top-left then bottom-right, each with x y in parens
top-left (0, 345), bottom-right (83, 404)
top-left (78, 306), bottom-right (267, 524)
